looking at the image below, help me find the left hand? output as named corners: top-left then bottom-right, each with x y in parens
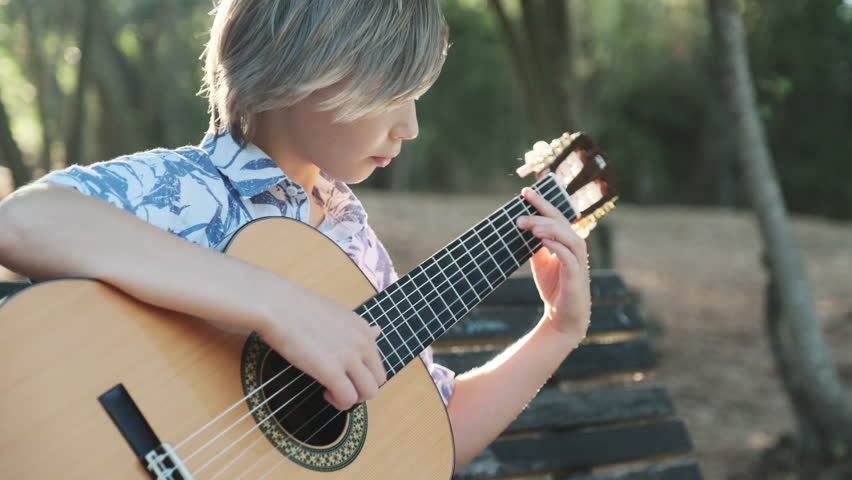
top-left (516, 187), bottom-right (591, 343)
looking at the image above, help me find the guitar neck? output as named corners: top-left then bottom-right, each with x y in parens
top-left (355, 174), bottom-right (577, 380)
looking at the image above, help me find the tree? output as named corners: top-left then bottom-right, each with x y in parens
top-left (487, 0), bottom-right (577, 138)
top-left (708, 0), bottom-right (852, 470)
top-left (64, 0), bottom-right (98, 167)
top-left (0, 95), bottom-right (31, 188)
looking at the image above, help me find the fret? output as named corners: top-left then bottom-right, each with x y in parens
top-left (355, 308), bottom-right (396, 375)
top-left (367, 298), bottom-right (409, 369)
top-left (421, 258), bottom-right (458, 329)
top-left (444, 236), bottom-right (487, 305)
top-left (470, 222), bottom-right (509, 287)
top-left (354, 174), bottom-right (579, 384)
top-left (357, 303), bottom-right (401, 375)
top-left (443, 254), bottom-right (481, 312)
top-left (486, 213), bottom-right (521, 269)
top-left (376, 337), bottom-right (398, 375)
top-left (376, 293), bottom-right (418, 359)
top-left (501, 204), bottom-right (536, 257)
top-left (435, 245), bottom-right (479, 308)
top-left (409, 265), bottom-right (443, 338)
top-left (459, 232), bottom-right (496, 292)
top-left (390, 283), bottom-right (433, 347)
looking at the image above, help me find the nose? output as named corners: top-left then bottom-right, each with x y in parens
top-left (390, 100), bottom-right (419, 141)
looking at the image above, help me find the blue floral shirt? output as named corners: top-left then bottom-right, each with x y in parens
top-left (36, 131), bottom-right (455, 404)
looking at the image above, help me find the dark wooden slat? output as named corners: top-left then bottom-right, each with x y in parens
top-left (436, 302), bottom-right (644, 345)
top-left (558, 463), bottom-right (703, 480)
top-left (482, 271), bottom-right (629, 306)
top-left (506, 387), bottom-right (674, 434)
top-left (454, 421), bottom-right (694, 480)
top-left (434, 338), bottom-right (656, 379)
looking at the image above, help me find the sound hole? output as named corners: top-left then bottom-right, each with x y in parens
top-left (260, 351), bottom-right (347, 447)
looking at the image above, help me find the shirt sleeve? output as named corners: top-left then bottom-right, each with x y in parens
top-left (34, 148), bottom-right (214, 238)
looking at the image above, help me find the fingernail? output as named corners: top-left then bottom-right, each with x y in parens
top-left (516, 217), bottom-right (526, 227)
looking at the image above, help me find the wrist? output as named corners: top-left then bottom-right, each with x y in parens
top-left (247, 269), bottom-right (294, 337)
top-left (538, 311), bottom-right (588, 349)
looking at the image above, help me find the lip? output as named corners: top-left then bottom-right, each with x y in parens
top-left (371, 155), bottom-right (396, 168)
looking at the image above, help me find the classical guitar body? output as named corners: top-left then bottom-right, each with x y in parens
top-left (0, 218), bottom-right (455, 479)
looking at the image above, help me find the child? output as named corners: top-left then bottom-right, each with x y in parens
top-left (0, 0), bottom-right (591, 471)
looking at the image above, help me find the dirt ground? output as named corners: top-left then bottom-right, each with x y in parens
top-left (2, 183), bottom-right (850, 479)
top-left (355, 190), bottom-right (852, 480)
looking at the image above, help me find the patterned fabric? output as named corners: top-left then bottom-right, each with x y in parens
top-left (36, 131), bottom-right (455, 405)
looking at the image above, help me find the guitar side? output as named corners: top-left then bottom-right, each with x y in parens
top-left (0, 218), bottom-right (454, 479)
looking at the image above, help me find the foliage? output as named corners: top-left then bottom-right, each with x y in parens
top-left (1, 0), bottom-right (851, 218)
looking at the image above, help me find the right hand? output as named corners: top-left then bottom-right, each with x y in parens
top-left (257, 288), bottom-right (387, 411)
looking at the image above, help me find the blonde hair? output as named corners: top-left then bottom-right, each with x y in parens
top-left (201, 0), bottom-right (449, 146)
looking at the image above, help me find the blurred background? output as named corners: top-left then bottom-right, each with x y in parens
top-left (1, 0), bottom-right (851, 478)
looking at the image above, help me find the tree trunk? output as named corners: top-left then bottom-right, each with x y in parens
top-left (0, 95), bottom-right (31, 188)
top-left (91, 5), bottom-right (146, 160)
top-left (64, 0), bottom-right (98, 166)
top-left (488, 0), bottom-right (551, 134)
top-left (21, 1), bottom-right (53, 175)
top-left (708, 0), bottom-right (852, 462)
top-left (487, 0), bottom-right (613, 268)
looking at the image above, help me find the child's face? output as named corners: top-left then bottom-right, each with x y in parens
top-left (257, 86), bottom-right (420, 184)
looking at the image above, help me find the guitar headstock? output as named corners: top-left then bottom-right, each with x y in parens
top-left (517, 132), bottom-right (619, 239)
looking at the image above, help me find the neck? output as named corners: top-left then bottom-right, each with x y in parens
top-left (257, 142), bottom-right (321, 195)
top-left (253, 116), bottom-right (321, 195)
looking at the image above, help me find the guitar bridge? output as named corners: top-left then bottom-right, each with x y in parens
top-left (145, 443), bottom-right (193, 480)
top-left (98, 384), bottom-right (193, 479)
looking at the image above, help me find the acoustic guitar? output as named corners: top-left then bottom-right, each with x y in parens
top-left (0, 132), bottom-right (617, 479)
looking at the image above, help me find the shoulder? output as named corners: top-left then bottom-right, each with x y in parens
top-left (36, 146), bottom-right (220, 203)
top-left (33, 145), bottom-right (231, 245)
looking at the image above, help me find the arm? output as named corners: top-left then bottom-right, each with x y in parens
top-left (0, 183), bottom-right (386, 411)
top-left (447, 187), bottom-right (591, 471)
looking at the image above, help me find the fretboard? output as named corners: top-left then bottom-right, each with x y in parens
top-left (354, 174), bottom-right (577, 380)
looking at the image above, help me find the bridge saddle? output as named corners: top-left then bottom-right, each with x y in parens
top-left (145, 443), bottom-right (194, 480)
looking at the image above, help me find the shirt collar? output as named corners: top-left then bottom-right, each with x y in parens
top-left (201, 131), bottom-right (288, 198)
top-left (200, 131), bottom-right (368, 236)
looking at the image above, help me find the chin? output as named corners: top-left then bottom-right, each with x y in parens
top-left (326, 167), bottom-right (374, 185)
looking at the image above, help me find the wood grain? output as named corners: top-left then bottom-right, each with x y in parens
top-left (0, 217), bottom-right (454, 479)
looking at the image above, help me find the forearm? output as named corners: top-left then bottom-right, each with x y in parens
top-left (0, 183), bottom-right (284, 332)
top-left (446, 317), bottom-right (583, 472)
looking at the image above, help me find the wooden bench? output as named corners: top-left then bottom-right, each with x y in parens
top-left (435, 271), bottom-right (702, 480)
top-left (0, 271), bottom-right (701, 479)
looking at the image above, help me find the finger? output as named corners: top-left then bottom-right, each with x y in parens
top-left (541, 238), bottom-right (583, 274)
top-left (322, 371), bottom-right (358, 411)
top-left (522, 187), bottom-right (567, 220)
top-left (348, 363), bottom-right (380, 403)
top-left (516, 215), bottom-right (558, 231)
top-left (369, 324), bottom-right (382, 339)
top-left (365, 338), bottom-right (388, 386)
top-left (529, 221), bottom-right (587, 256)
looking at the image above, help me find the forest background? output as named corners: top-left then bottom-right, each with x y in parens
top-left (1, 1), bottom-right (852, 479)
top-left (2, 0), bottom-right (851, 217)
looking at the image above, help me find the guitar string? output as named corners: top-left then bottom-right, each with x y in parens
top-left (189, 184), bottom-right (571, 479)
top-left (229, 199), bottom-right (561, 480)
top-left (202, 200), bottom-right (557, 480)
top-left (171, 176), bottom-right (565, 457)
top-left (173, 178), bottom-right (562, 463)
top-left (171, 174), bottom-right (561, 455)
top-left (182, 180), bottom-right (568, 480)
top-left (182, 180), bottom-right (569, 478)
